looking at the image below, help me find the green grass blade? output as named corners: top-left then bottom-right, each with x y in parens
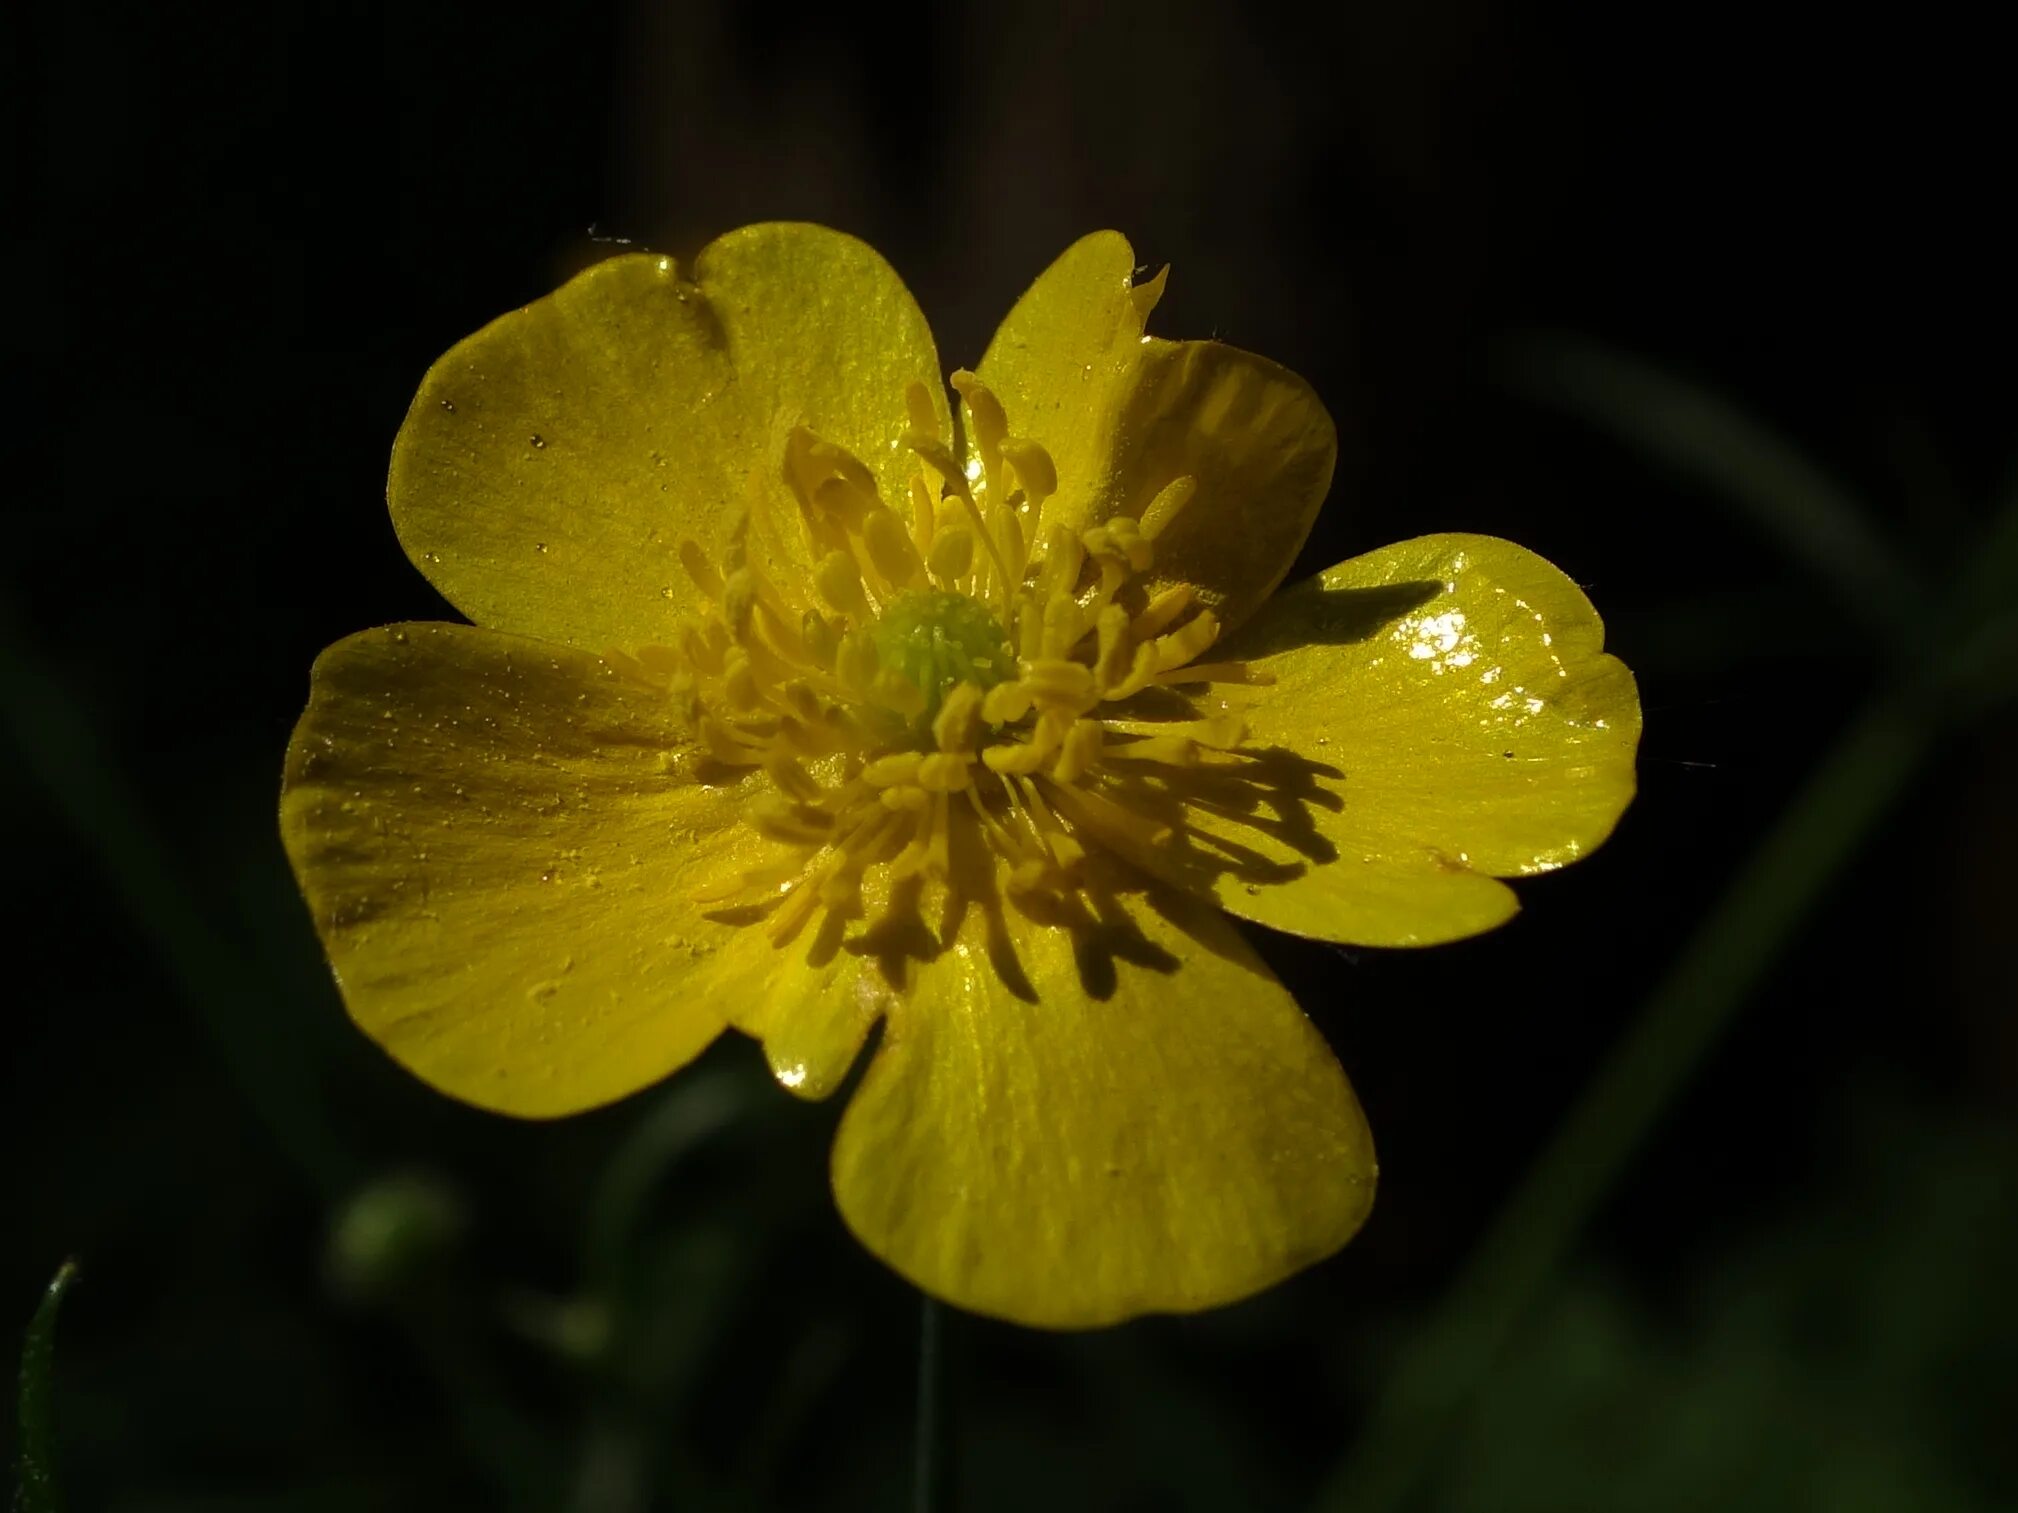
top-left (14, 1260), bottom-right (78, 1513)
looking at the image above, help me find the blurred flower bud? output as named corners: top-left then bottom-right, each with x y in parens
top-left (325, 1171), bottom-right (465, 1306)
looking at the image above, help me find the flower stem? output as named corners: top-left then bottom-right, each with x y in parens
top-left (912, 1294), bottom-right (948, 1513)
top-left (1308, 687), bottom-right (1938, 1513)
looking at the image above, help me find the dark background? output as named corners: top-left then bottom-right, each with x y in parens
top-left (7, 2), bottom-right (2015, 1509)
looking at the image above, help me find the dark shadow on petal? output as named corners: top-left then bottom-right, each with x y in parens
top-left (805, 907), bottom-right (850, 969)
top-left (1224, 579), bottom-right (1443, 658)
top-left (847, 873), bottom-right (939, 992)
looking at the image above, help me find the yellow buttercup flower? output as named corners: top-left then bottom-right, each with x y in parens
top-left (282, 225), bottom-right (1640, 1328)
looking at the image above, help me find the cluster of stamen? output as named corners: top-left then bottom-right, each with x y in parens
top-left (624, 370), bottom-right (1273, 948)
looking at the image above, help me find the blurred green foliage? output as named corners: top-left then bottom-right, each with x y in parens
top-left (1439, 1097), bottom-right (2018, 1513)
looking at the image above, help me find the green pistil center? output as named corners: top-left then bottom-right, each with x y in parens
top-left (868, 589), bottom-right (1014, 729)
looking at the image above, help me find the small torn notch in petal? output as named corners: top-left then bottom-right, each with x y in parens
top-left (976, 234), bottom-right (1337, 636)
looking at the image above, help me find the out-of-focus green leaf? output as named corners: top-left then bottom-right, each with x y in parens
top-left (14, 1260), bottom-right (78, 1513)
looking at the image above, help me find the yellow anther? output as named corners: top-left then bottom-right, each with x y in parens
top-left (835, 629), bottom-right (879, 693)
top-left (806, 433), bottom-right (878, 497)
top-left (1040, 590), bottom-right (1082, 659)
top-left (1097, 641), bottom-right (1160, 702)
top-left (863, 506), bottom-right (925, 590)
top-left (903, 432), bottom-right (967, 495)
top-left (870, 668), bottom-right (928, 718)
top-left (800, 608), bottom-right (839, 669)
top-left (1153, 609), bottom-right (1220, 672)
top-left (917, 753), bottom-right (974, 791)
top-left (722, 653), bottom-right (763, 711)
top-left (862, 751), bottom-right (925, 787)
top-left (1098, 515), bottom-right (1153, 572)
top-left (1010, 594), bottom-right (1041, 661)
top-left (999, 437), bottom-right (1057, 501)
top-left (1047, 782), bottom-right (1173, 851)
top-left (1051, 718), bottom-right (1104, 783)
top-left (668, 673), bottom-right (703, 728)
top-left (780, 427), bottom-right (824, 503)
top-left (1093, 604), bottom-right (1133, 692)
top-left (754, 598), bottom-right (810, 665)
top-left (905, 381), bottom-right (941, 441)
top-left (815, 550), bottom-right (870, 621)
top-left (892, 791), bottom-right (952, 879)
top-left (879, 784), bottom-right (931, 812)
top-left (997, 504), bottom-right (1025, 588)
top-left (750, 796), bottom-right (835, 845)
top-left (780, 680), bottom-right (823, 726)
top-left (983, 714), bottom-right (1063, 774)
top-left (950, 370), bottom-right (1007, 449)
top-left (722, 568), bottom-right (760, 636)
top-left (813, 474), bottom-right (876, 525)
top-left (678, 540), bottom-right (724, 601)
top-left (764, 878), bottom-right (823, 945)
top-left (1035, 525), bottom-right (1084, 600)
top-left (982, 738), bottom-right (1050, 774)
top-left (927, 525), bottom-right (974, 583)
top-left (674, 619), bottom-right (723, 675)
top-left (1130, 582), bottom-right (1196, 641)
top-left (721, 508), bottom-right (754, 574)
top-left (982, 680), bottom-right (1033, 724)
top-left (1025, 657), bottom-right (1096, 710)
top-left (699, 715), bottom-right (764, 765)
top-left (908, 475), bottom-right (936, 555)
top-left (1006, 857), bottom-right (1054, 896)
top-left (908, 431), bottom-right (1012, 593)
top-left (933, 682), bottom-right (984, 753)
top-left (1139, 474), bottom-right (1198, 538)
top-left (764, 754), bottom-right (824, 803)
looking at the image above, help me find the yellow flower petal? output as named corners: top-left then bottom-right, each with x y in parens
top-left (830, 879), bottom-right (1375, 1328)
top-left (975, 232), bottom-right (1335, 632)
top-left (729, 934), bottom-right (889, 1102)
top-left (1166, 534), bottom-right (1640, 947)
top-left (281, 622), bottom-right (806, 1116)
top-left (390, 224), bottom-right (949, 652)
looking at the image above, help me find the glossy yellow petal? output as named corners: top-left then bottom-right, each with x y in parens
top-left (281, 622), bottom-right (812, 1116)
top-left (727, 926), bottom-right (890, 1102)
top-left (390, 224), bottom-right (948, 652)
top-left (1163, 534), bottom-right (1640, 948)
top-left (971, 232), bottom-right (1149, 529)
top-left (975, 233), bottom-right (1335, 631)
top-left (830, 879), bottom-right (1375, 1328)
